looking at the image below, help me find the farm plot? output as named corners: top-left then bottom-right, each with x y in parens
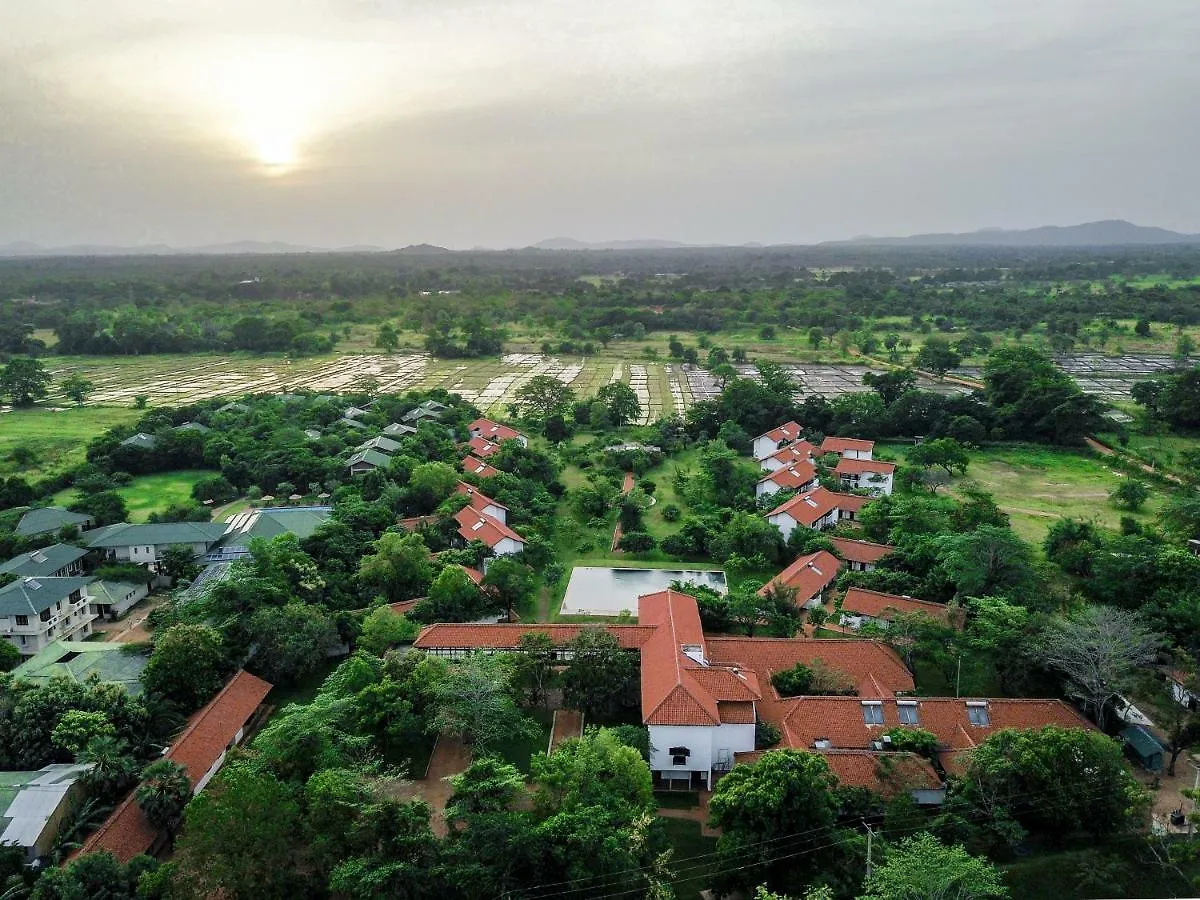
top-left (690, 363), bottom-right (969, 399)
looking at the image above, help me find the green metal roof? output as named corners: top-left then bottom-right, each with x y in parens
top-left (83, 522), bottom-right (228, 549)
top-left (86, 579), bottom-right (147, 606)
top-left (0, 544), bottom-right (88, 578)
top-left (13, 639), bottom-right (149, 695)
top-left (347, 448), bottom-right (392, 469)
top-left (119, 432), bottom-right (158, 450)
top-left (357, 435), bottom-right (403, 453)
top-left (218, 508), bottom-right (331, 551)
top-left (15, 508), bottom-right (91, 538)
top-left (1120, 725), bottom-right (1164, 758)
top-left (0, 577), bottom-right (91, 617)
top-left (174, 421), bottom-right (211, 433)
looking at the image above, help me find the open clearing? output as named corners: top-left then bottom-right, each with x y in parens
top-left (0, 405), bottom-right (142, 480)
top-left (51, 469), bottom-right (214, 522)
top-left (881, 443), bottom-right (1166, 546)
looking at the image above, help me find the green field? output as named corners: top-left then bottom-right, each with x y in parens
top-left (880, 443), bottom-right (1167, 547)
top-left (51, 469), bottom-right (215, 522)
top-left (0, 405), bottom-right (142, 480)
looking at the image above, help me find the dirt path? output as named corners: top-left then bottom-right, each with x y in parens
top-left (610, 471), bottom-right (636, 553)
top-left (94, 594), bottom-right (167, 644)
top-left (389, 734), bottom-right (472, 837)
top-left (1085, 436), bottom-right (1184, 484)
top-left (549, 709), bottom-right (584, 751)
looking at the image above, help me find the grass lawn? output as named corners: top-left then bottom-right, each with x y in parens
top-left (880, 442), bottom-right (1166, 547)
top-left (1000, 839), bottom-right (1199, 899)
top-left (660, 818), bottom-right (719, 900)
top-left (0, 405), bottom-right (142, 480)
top-left (1097, 429), bottom-right (1200, 476)
top-left (496, 708), bottom-right (554, 773)
top-left (52, 469), bottom-right (216, 522)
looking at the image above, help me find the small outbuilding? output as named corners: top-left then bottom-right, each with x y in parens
top-left (1120, 724), bottom-right (1165, 773)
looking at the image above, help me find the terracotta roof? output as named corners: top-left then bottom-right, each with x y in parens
top-left (829, 537), bottom-right (895, 566)
top-left (467, 436), bottom-right (502, 458)
top-left (79, 670), bottom-right (272, 863)
top-left (822, 437), bottom-right (875, 454)
top-left (758, 462), bottom-right (818, 491)
top-left (469, 418), bottom-right (525, 444)
top-left (453, 507), bottom-right (525, 549)
top-left (461, 455), bottom-right (500, 478)
top-left (718, 701), bottom-right (757, 724)
top-left (831, 491), bottom-right (872, 513)
top-left (774, 696), bottom-right (1092, 763)
top-left (835, 458), bottom-right (896, 476)
top-left (765, 442), bottom-right (819, 467)
top-left (734, 749), bottom-right (942, 797)
top-left (639, 590), bottom-right (722, 727)
top-left (455, 481), bottom-right (508, 512)
top-left (757, 421), bottom-right (803, 445)
top-left (766, 487), bottom-right (842, 524)
top-left (842, 588), bottom-right (957, 626)
top-left (413, 623), bottom-right (656, 650)
top-left (398, 515), bottom-right (437, 532)
top-left (461, 566), bottom-right (485, 586)
top-left (688, 665), bottom-right (762, 702)
top-left (758, 550), bottom-right (842, 603)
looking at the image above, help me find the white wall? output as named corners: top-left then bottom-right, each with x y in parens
top-left (844, 448), bottom-right (872, 460)
top-left (648, 723), bottom-right (756, 784)
top-left (755, 480), bottom-right (782, 499)
top-left (752, 436), bottom-right (782, 460)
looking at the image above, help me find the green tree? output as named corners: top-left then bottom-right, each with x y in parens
top-left (358, 605), bottom-right (417, 656)
top-left (377, 322), bottom-right (399, 352)
top-left (914, 339), bottom-right (961, 377)
top-left (513, 631), bottom-right (557, 707)
top-left (51, 710), bottom-right (115, 756)
top-left (136, 759), bottom-right (192, 832)
top-left (416, 565), bottom-right (486, 622)
top-left (408, 461), bottom-right (459, 513)
top-left (141, 624), bottom-right (228, 710)
top-left (358, 531), bottom-right (433, 603)
top-left (595, 381), bottom-right (641, 426)
top-left (1108, 478), bottom-right (1150, 511)
top-left (808, 327), bottom-right (824, 350)
top-left (0, 641), bottom-right (21, 673)
top-left (429, 653), bottom-right (534, 750)
top-left (935, 525), bottom-right (1036, 603)
top-left (481, 556), bottom-right (537, 620)
top-left (446, 756), bottom-right (526, 821)
top-left (159, 544), bottom-right (201, 584)
top-left (247, 603), bottom-right (340, 686)
top-left (79, 735), bottom-right (139, 802)
top-left (862, 369), bottom-right (917, 405)
top-left (60, 372), bottom-right (95, 405)
top-left (0, 357), bottom-right (51, 406)
top-left (516, 374), bottom-right (576, 419)
top-left (532, 727), bottom-right (654, 813)
top-left (907, 438), bottom-right (970, 480)
top-left (861, 833), bottom-right (1007, 900)
top-left (562, 627), bottom-right (638, 719)
top-left (69, 489), bottom-right (128, 526)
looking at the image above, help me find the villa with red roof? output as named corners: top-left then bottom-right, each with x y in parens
top-left (765, 487), bottom-right (875, 541)
top-left (454, 507), bottom-right (525, 561)
top-left (758, 550), bottom-right (841, 609)
top-left (840, 588), bottom-right (960, 630)
top-left (755, 461), bottom-right (818, 499)
top-left (759, 442), bottom-right (819, 473)
top-left (456, 482), bottom-right (508, 524)
top-left (467, 436), bottom-right (503, 458)
top-left (468, 418), bottom-right (528, 448)
top-left (835, 458), bottom-right (895, 496)
top-left (752, 421), bottom-right (804, 460)
top-left (829, 537), bottom-right (895, 572)
top-left (461, 455), bottom-right (500, 479)
top-left (821, 436), bottom-right (875, 460)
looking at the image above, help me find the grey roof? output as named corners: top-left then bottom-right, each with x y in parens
top-left (402, 400), bottom-right (447, 422)
top-left (0, 764), bottom-right (91, 852)
top-left (383, 422), bottom-right (418, 437)
top-left (344, 406), bottom-right (369, 419)
top-left (357, 435), bottom-right (403, 453)
top-left (0, 577), bottom-right (91, 617)
top-left (83, 521), bottom-right (228, 549)
top-left (341, 417), bottom-right (369, 429)
top-left (15, 508), bottom-right (91, 538)
top-left (119, 432), bottom-right (158, 450)
top-left (347, 448), bottom-right (392, 470)
top-left (174, 421), bottom-right (211, 434)
top-left (0, 544), bottom-right (87, 578)
top-left (13, 639), bottom-right (148, 695)
top-left (86, 579), bottom-right (147, 606)
top-left (217, 401), bottom-right (250, 414)
top-left (209, 507), bottom-right (332, 559)
top-left (304, 429), bottom-right (323, 440)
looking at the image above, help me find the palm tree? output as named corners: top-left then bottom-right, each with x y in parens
top-left (79, 735), bottom-right (138, 803)
top-left (50, 797), bottom-right (111, 864)
top-left (135, 760), bottom-right (192, 833)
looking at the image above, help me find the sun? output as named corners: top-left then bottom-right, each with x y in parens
top-left (253, 131), bottom-right (299, 173)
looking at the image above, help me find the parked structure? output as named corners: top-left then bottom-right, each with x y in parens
top-left (346, 447), bottom-right (392, 475)
top-left (765, 487), bottom-right (874, 541)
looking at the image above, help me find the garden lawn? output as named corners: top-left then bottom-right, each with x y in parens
top-left (880, 443), bottom-right (1166, 547)
top-left (660, 818), bottom-right (719, 900)
top-left (52, 469), bottom-right (216, 522)
top-left (0, 405), bottom-right (141, 480)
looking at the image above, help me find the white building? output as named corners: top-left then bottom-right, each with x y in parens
top-left (835, 458), bottom-right (895, 496)
top-left (752, 421), bottom-right (804, 461)
top-left (84, 522), bottom-right (229, 572)
top-left (755, 462), bottom-right (818, 499)
top-left (0, 577), bottom-right (96, 655)
top-left (821, 436), bottom-right (875, 460)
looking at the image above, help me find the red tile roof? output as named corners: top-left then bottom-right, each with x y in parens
top-left (79, 670), bottom-right (272, 863)
top-left (766, 487), bottom-right (842, 524)
top-left (398, 515), bottom-right (437, 532)
top-left (765, 442), bottom-right (819, 468)
top-left (835, 458), bottom-right (896, 476)
top-left (467, 436), bottom-right (502, 458)
top-left (639, 590), bottom-right (721, 726)
top-left (414, 622), bottom-right (656, 651)
top-left (822, 437), bottom-right (875, 454)
top-left (734, 749), bottom-right (942, 797)
top-left (841, 588), bottom-right (958, 626)
top-left (758, 550), bottom-right (842, 603)
top-left (461, 566), bottom-right (485, 586)
top-left (454, 507), bottom-right (525, 549)
top-left (461, 455), bottom-right (500, 478)
top-left (758, 462), bottom-right (818, 491)
top-left (718, 701), bottom-right (757, 724)
top-left (830, 491), bottom-right (872, 513)
top-left (829, 537), bottom-right (895, 566)
top-left (469, 418), bottom-right (525, 444)
top-left (757, 421), bottom-right (803, 446)
top-left (456, 481), bottom-right (508, 512)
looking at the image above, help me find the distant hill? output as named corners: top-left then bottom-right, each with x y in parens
top-left (830, 220), bottom-right (1200, 247)
top-left (531, 237), bottom-right (692, 250)
top-left (391, 243), bottom-right (454, 255)
top-left (0, 240), bottom-right (388, 257)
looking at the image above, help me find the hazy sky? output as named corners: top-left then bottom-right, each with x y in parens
top-left (2, 0), bottom-right (1198, 248)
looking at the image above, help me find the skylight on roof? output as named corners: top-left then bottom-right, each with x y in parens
top-left (471, 521), bottom-right (485, 531)
top-left (25, 578), bottom-right (41, 589)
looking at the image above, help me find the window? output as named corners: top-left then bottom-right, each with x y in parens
top-left (861, 702), bottom-right (884, 725)
top-left (14, 616), bottom-right (27, 627)
top-left (897, 702), bottom-right (919, 725)
top-left (39, 609), bottom-right (51, 623)
top-left (966, 703), bottom-right (990, 726)
top-left (669, 746), bottom-right (691, 766)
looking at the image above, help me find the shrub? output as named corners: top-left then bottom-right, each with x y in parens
top-left (660, 504), bottom-right (681, 522)
top-left (755, 721), bottom-right (781, 749)
top-left (771, 663), bottom-right (814, 697)
top-left (618, 531), bottom-right (656, 553)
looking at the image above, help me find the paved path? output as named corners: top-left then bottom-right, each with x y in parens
top-left (95, 594), bottom-right (167, 644)
top-left (610, 471), bottom-right (636, 553)
top-left (389, 733), bottom-right (472, 836)
top-left (549, 709), bottom-right (584, 751)
top-left (657, 791), bottom-right (721, 837)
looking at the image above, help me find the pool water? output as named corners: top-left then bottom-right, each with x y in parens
top-left (560, 566), bottom-right (727, 616)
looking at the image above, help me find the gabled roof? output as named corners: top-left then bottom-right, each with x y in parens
top-left (79, 670), bottom-right (272, 863)
top-left (757, 421), bottom-right (803, 445)
top-left (764, 442), bottom-right (819, 467)
top-left (414, 622), bottom-right (656, 651)
top-left (13, 638), bottom-right (148, 695)
top-left (829, 537), bottom-right (895, 566)
top-left (15, 507), bottom-right (91, 538)
top-left (119, 432), bottom-right (157, 450)
top-left (830, 491), bottom-right (872, 513)
top-left (841, 588), bottom-right (957, 626)
top-left (346, 448), bottom-right (392, 469)
top-left (357, 435), bottom-right (403, 453)
top-left (758, 550), bottom-right (841, 602)
top-left (84, 522), bottom-right (228, 549)
top-left (215, 507), bottom-right (331, 553)
top-left (461, 455), bottom-right (500, 479)
top-left (639, 590), bottom-right (721, 726)
top-left (0, 577), bottom-right (91, 617)
top-left (758, 462), bottom-right (818, 491)
top-left (821, 436), bottom-right (875, 454)
top-left (766, 487), bottom-right (842, 525)
top-left (469, 418), bottom-right (525, 443)
top-left (467, 436), bottom-right (502, 458)
top-left (0, 764), bottom-right (92, 851)
top-left (460, 566), bottom-right (485, 586)
top-left (456, 482), bottom-right (508, 513)
top-left (383, 422), bottom-right (418, 437)
top-left (174, 421), bottom-right (210, 434)
top-left (835, 458), bottom-right (896, 476)
top-left (453, 507), bottom-right (524, 549)
top-left (0, 544), bottom-right (87, 578)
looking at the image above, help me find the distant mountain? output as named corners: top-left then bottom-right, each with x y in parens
top-left (391, 243), bottom-right (454, 255)
top-left (0, 240), bottom-right (390, 257)
top-left (531, 237), bottom-right (692, 250)
top-left (830, 220), bottom-right (1200, 247)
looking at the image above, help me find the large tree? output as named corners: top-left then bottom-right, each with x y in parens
top-left (860, 833), bottom-right (1007, 900)
top-left (429, 653), bottom-right (535, 750)
top-left (935, 525), bottom-right (1037, 604)
top-left (514, 374), bottom-right (576, 419)
top-left (141, 624), bottom-right (228, 710)
top-left (60, 372), bottom-right (95, 405)
top-left (595, 381), bottom-right (641, 426)
top-left (0, 357), bottom-right (51, 406)
top-left (480, 556), bottom-right (537, 621)
top-left (562, 627), bottom-right (639, 719)
top-left (136, 759), bottom-right (192, 832)
top-left (247, 603), bottom-right (341, 686)
top-left (357, 531), bottom-right (433, 603)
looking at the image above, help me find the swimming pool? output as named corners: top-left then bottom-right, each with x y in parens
top-left (559, 566), bottom-right (728, 616)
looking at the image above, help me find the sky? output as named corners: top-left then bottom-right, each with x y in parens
top-left (1, 0), bottom-right (1198, 249)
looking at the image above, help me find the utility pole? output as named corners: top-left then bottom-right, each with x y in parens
top-left (864, 821), bottom-right (876, 879)
top-left (955, 653), bottom-right (962, 699)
